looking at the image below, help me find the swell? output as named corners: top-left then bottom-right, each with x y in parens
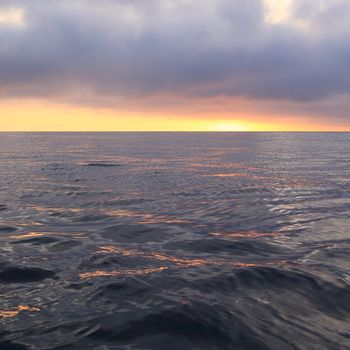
top-left (1, 133), bottom-right (350, 350)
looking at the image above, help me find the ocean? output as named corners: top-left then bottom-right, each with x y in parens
top-left (0, 132), bottom-right (349, 349)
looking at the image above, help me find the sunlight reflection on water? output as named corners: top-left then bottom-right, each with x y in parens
top-left (0, 133), bottom-right (349, 349)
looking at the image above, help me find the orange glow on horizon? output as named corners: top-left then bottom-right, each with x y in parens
top-left (0, 99), bottom-right (348, 132)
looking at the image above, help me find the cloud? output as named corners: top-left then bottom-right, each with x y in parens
top-left (263, 0), bottom-right (293, 23)
top-left (0, 0), bottom-right (349, 121)
top-left (0, 6), bottom-right (25, 26)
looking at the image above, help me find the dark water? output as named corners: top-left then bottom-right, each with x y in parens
top-left (0, 132), bottom-right (349, 350)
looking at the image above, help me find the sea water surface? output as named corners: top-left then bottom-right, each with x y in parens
top-left (0, 132), bottom-right (349, 350)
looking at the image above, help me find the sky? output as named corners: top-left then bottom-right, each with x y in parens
top-left (0, 0), bottom-right (349, 131)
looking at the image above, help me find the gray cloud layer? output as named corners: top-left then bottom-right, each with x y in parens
top-left (0, 0), bottom-right (349, 119)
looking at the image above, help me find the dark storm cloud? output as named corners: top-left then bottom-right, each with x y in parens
top-left (0, 0), bottom-right (349, 113)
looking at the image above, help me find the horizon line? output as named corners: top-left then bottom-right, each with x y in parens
top-left (1, 131), bottom-right (350, 133)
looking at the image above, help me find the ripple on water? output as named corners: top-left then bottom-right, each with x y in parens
top-left (0, 340), bottom-right (29, 350)
top-left (1, 133), bottom-right (350, 350)
top-left (165, 237), bottom-right (285, 258)
top-left (0, 226), bottom-right (17, 233)
top-left (101, 223), bottom-right (182, 243)
top-left (79, 266), bottom-right (168, 280)
top-left (0, 305), bottom-right (40, 318)
top-left (91, 277), bottom-right (150, 300)
top-left (86, 302), bottom-right (269, 350)
top-left (0, 266), bottom-right (57, 283)
top-left (10, 236), bottom-right (60, 246)
top-left (83, 162), bottom-right (123, 168)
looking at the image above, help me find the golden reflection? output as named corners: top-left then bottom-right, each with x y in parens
top-left (79, 266), bottom-right (168, 280)
top-left (205, 173), bottom-right (266, 180)
top-left (96, 245), bottom-right (263, 270)
top-left (187, 162), bottom-right (258, 171)
top-left (107, 209), bottom-right (144, 218)
top-left (139, 217), bottom-right (189, 225)
top-left (10, 231), bottom-right (84, 240)
top-left (149, 252), bottom-right (207, 267)
top-left (29, 205), bottom-right (82, 213)
top-left (202, 172), bottom-right (319, 188)
top-left (232, 263), bottom-right (259, 268)
top-left (97, 245), bottom-right (138, 256)
top-left (9, 222), bottom-right (44, 227)
top-left (11, 232), bottom-right (44, 239)
top-left (207, 173), bottom-right (242, 177)
top-left (211, 231), bottom-right (281, 238)
top-left (97, 245), bottom-right (207, 267)
top-left (29, 206), bottom-right (190, 226)
top-left (89, 244), bottom-right (306, 279)
top-left (0, 305), bottom-right (40, 318)
top-left (107, 209), bottom-right (189, 225)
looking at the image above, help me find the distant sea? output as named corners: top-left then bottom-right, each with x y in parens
top-left (0, 132), bottom-right (349, 349)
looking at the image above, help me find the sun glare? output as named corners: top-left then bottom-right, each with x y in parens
top-left (0, 7), bottom-right (25, 26)
top-left (263, 0), bottom-right (292, 24)
top-left (211, 122), bottom-right (250, 132)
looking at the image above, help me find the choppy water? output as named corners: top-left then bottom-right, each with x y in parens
top-left (0, 132), bottom-right (350, 350)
